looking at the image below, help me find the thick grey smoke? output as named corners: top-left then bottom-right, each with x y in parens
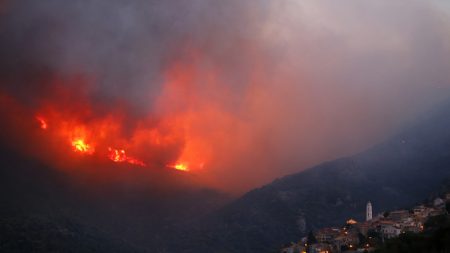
top-left (1, 0), bottom-right (450, 192)
top-left (0, 0), bottom-right (267, 109)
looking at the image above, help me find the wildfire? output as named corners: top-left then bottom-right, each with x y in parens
top-left (71, 139), bottom-right (94, 154)
top-left (167, 162), bottom-right (189, 172)
top-left (108, 148), bottom-right (127, 162)
top-left (23, 69), bottom-right (215, 172)
top-left (33, 111), bottom-right (180, 169)
top-left (107, 147), bottom-right (146, 167)
top-left (36, 116), bottom-right (47, 130)
top-left (126, 157), bottom-right (147, 167)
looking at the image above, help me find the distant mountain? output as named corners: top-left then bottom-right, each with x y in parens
top-left (167, 100), bottom-right (450, 253)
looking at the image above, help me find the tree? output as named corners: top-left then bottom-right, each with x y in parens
top-left (307, 231), bottom-right (317, 245)
top-left (358, 232), bottom-right (367, 247)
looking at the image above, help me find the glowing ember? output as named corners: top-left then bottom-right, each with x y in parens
top-left (36, 116), bottom-right (47, 129)
top-left (168, 163), bottom-right (189, 172)
top-left (71, 139), bottom-right (94, 154)
top-left (108, 148), bottom-right (127, 162)
top-left (126, 157), bottom-right (146, 167)
top-left (108, 147), bottom-right (146, 167)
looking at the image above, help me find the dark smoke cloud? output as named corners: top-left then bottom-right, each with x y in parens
top-left (1, 0), bottom-right (450, 192)
top-left (0, 0), bottom-right (267, 110)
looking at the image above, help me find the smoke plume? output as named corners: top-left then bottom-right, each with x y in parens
top-left (0, 0), bottom-right (450, 192)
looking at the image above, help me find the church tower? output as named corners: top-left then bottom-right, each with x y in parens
top-left (366, 201), bottom-right (372, 221)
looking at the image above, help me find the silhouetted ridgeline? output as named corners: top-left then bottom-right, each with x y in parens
top-left (166, 100), bottom-right (450, 253)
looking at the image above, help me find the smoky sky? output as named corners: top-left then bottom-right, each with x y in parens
top-left (0, 0), bottom-right (267, 109)
top-left (1, 0), bottom-right (450, 192)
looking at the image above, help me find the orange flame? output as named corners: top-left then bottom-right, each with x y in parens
top-left (167, 162), bottom-right (189, 172)
top-left (108, 148), bottom-right (127, 162)
top-left (126, 157), bottom-right (146, 167)
top-left (36, 116), bottom-right (47, 130)
top-left (71, 138), bottom-right (94, 154)
top-left (33, 109), bottom-right (170, 168)
top-left (108, 147), bottom-right (146, 167)
top-left (26, 62), bottom-right (220, 173)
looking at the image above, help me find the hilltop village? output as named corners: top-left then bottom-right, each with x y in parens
top-left (280, 194), bottom-right (450, 253)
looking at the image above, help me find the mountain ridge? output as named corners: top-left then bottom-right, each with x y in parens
top-left (164, 99), bottom-right (450, 253)
top-left (2, 99), bottom-right (450, 253)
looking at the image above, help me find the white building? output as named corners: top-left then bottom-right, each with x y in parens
top-left (434, 197), bottom-right (445, 207)
top-left (380, 224), bottom-right (401, 239)
top-left (366, 201), bottom-right (373, 221)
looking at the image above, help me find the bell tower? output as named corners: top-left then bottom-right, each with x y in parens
top-left (366, 201), bottom-right (372, 221)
